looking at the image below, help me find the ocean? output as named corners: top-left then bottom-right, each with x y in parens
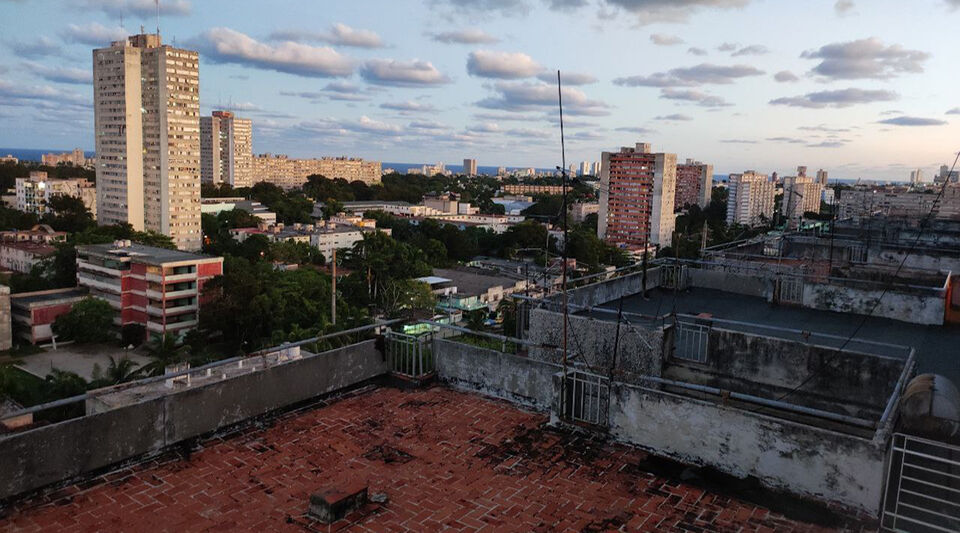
top-left (0, 148), bottom-right (95, 162)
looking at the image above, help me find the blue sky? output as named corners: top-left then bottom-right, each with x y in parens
top-left (1, 0), bottom-right (959, 180)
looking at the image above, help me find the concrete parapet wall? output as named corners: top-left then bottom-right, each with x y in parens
top-left (527, 308), bottom-right (664, 379)
top-left (560, 268), bottom-right (661, 309)
top-left (608, 382), bottom-right (887, 514)
top-left (434, 339), bottom-right (557, 410)
top-left (688, 269), bottom-right (769, 299)
top-left (0, 340), bottom-right (385, 501)
top-left (803, 282), bottom-right (944, 325)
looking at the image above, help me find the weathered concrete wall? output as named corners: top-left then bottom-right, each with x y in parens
top-left (434, 339), bottom-right (558, 410)
top-left (688, 269), bottom-right (769, 299)
top-left (803, 282), bottom-right (944, 325)
top-left (559, 268), bottom-right (662, 309)
top-left (675, 328), bottom-right (903, 412)
top-left (0, 285), bottom-right (10, 351)
top-left (527, 308), bottom-right (664, 379)
top-left (608, 383), bottom-right (887, 514)
top-left (0, 340), bottom-right (385, 501)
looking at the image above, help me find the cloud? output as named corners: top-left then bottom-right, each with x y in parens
top-left (429, 29), bottom-right (500, 44)
top-left (504, 127), bottom-right (552, 139)
top-left (536, 71), bottom-right (597, 85)
top-left (660, 88), bottom-right (731, 107)
top-left (717, 42), bottom-right (738, 52)
top-left (613, 63), bottom-right (763, 87)
top-left (9, 36), bottom-right (62, 59)
top-left (430, 0), bottom-right (530, 16)
top-left (774, 70), bottom-right (799, 82)
top-left (193, 28), bottom-right (355, 78)
top-left (801, 38), bottom-right (929, 80)
top-left (602, 0), bottom-right (750, 24)
top-left (477, 81), bottom-right (610, 116)
top-left (615, 126), bottom-right (657, 134)
top-left (22, 62), bottom-right (92, 84)
top-left (267, 23), bottom-right (384, 48)
top-left (947, 108), bottom-right (960, 115)
top-left (81, 0), bottom-right (191, 16)
top-left (834, 0), bottom-right (855, 14)
top-left (770, 88), bottom-right (898, 108)
top-left (798, 124), bottom-right (852, 133)
top-left (0, 78), bottom-right (89, 109)
top-left (61, 22), bottom-right (127, 46)
top-left (807, 141), bottom-right (846, 148)
top-left (650, 34), bottom-right (683, 46)
top-left (296, 115), bottom-right (404, 138)
top-left (280, 82), bottom-right (373, 102)
top-left (720, 139), bottom-right (757, 144)
top-left (877, 116), bottom-right (948, 126)
top-left (766, 136), bottom-right (805, 144)
top-left (408, 120), bottom-right (448, 131)
top-left (380, 100), bottom-right (438, 112)
top-left (730, 44), bottom-right (768, 56)
top-left (468, 122), bottom-right (501, 133)
top-left (655, 113), bottom-right (692, 121)
top-left (879, 109), bottom-right (902, 116)
top-left (467, 50), bottom-right (542, 79)
top-left (360, 58), bottom-right (451, 87)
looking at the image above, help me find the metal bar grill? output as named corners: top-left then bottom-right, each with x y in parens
top-left (674, 321), bottom-right (709, 363)
top-left (562, 370), bottom-right (608, 426)
top-left (882, 433), bottom-right (960, 533)
top-left (386, 330), bottom-right (434, 378)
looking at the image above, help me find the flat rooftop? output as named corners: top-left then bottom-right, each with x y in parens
top-left (77, 243), bottom-right (221, 265)
top-left (591, 287), bottom-right (959, 385)
top-left (0, 386), bottom-right (867, 532)
top-left (10, 287), bottom-right (88, 307)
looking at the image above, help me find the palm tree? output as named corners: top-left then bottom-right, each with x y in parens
top-left (104, 356), bottom-right (141, 384)
top-left (141, 333), bottom-right (188, 376)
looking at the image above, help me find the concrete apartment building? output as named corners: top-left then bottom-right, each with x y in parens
top-left (936, 164), bottom-right (959, 184)
top-left (782, 174), bottom-right (823, 228)
top-left (501, 184), bottom-right (565, 195)
top-left (598, 142), bottom-right (676, 251)
top-left (76, 241), bottom-right (223, 337)
top-left (16, 171), bottom-right (97, 218)
top-left (252, 154), bottom-right (381, 189)
top-left (200, 111), bottom-right (252, 188)
top-left (0, 225), bottom-right (67, 274)
top-left (816, 168), bottom-right (828, 186)
top-left (93, 33), bottom-right (202, 251)
top-left (726, 171), bottom-right (775, 226)
top-left (229, 220), bottom-right (390, 262)
top-left (462, 158), bottom-right (477, 176)
top-left (41, 148), bottom-right (94, 168)
top-left (674, 159), bottom-right (712, 210)
top-left (839, 185), bottom-right (960, 221)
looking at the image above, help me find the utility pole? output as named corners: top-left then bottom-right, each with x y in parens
top-left (331, 248), bottom-right (337, 325)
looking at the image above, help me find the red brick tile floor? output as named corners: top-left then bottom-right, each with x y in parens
top-left (0, 386), bottom-right (873, 532)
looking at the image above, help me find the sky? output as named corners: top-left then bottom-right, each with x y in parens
top-left (0, 0), bottom-right (959, 180)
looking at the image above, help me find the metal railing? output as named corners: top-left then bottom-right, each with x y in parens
top-left (882, 433), bottom-right (960, 532)
top-left (674, 320), bottom-right (709, 363)
top-left (561, 369), bottom-right (609, 427)
top-left (386, 330), bottom-right (434, 378)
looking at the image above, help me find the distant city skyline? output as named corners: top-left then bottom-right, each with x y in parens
top-left (1, 0), bottom-right (959, 180)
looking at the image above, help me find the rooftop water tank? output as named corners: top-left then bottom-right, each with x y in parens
top-left (899, 374), bottom-right (960, 440)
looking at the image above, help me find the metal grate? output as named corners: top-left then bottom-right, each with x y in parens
top-left (674, 321), bottom-right (709, 363)
top-left (661, 264), bottom-right (688, 290)
top-left (561, 370), bottom-right (609, 427)
top-left (881, 433), bottom-right (960, 533)
top-left (386, 330), bottom-right (434, 378)
top-left (775, 277), bottom-right (804, 305)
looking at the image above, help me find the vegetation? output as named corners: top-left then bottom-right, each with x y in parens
top-left (52, 298), bottom-right (116, 344)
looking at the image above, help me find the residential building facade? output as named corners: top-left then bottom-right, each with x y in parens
top-left (674, 159), bottom-right (713, 210)
top-left (41, 148), bottom-right (94, 168)
top-left (463, 158), bottom-right (477, 176)
top-left (200, 111), bottom-right (253, 188)
top-left (93, 33), bottom-right (202, 251)
top-left (76, 241), bottom-right (223, 338)
top-left (782, 175), bottom-right (823, 228)
top-left (0, 225), bottom-right (66, 274)
top-left (726, 171), bottom-right (775, 226)
top-left (252, 154), bottom-right (382, 189)
top-left (598, 142), bottom-right (677, 250)
top-left (16, 171), bottom-right (97, 218)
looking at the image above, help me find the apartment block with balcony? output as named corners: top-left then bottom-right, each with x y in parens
top-left (674, 159), bottom-right (713, 210)
top-left (726, 171), bottom-right (775, 226)
top-left (75, 241), bottom-right (223, 338)
top-left (598, 142), bottom-right (677, 251)
top-left (16, 171), bottom-right (97, 218)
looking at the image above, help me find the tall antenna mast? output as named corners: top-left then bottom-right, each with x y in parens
top-left (156, 0), bottom-right (161, 36)
top-left (557, 70), bottom-right (569, 375)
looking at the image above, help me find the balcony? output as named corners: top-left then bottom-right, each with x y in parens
top-left (164, 289), bottom-right (196, 299)
top-left (163, 272), bottom-right (197, 283)
top-left (77, 273), bottom-right (119, 294)
top-left (146, 319), bottom-right (197, 333)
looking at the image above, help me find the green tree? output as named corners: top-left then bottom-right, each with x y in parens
top-left (320, 197), bottom-right (344, 220)
top-left (52, 298), bottom-right (115, 344)
top-left (41, 194), bottom-right (95, 233)
top-left (466, 309), bottom-right (487, 331)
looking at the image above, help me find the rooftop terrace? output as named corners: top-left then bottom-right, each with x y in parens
top-left (0, 386), bottom-right (865, 532)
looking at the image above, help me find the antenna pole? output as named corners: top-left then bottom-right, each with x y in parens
top-left (558, 70), bottom-right (569, 374)
top-left (156, 0), bottom-right (161, 35)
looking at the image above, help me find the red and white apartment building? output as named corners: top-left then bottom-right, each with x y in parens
top-left (76, 241), bottom-right (223, 338)
top-left (598, 142), bottom-right (677, 253)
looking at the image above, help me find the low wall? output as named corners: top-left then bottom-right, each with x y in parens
top-left (688, 269), bottom-right (769, 299)
top-left (0, 340), bottom-right (386, 501)
top-left (434, 339), bottom-right (557, 410)
top-left (526, 308), bottom-right (664, 379)
top-left (561, 268), bottom-right (662, 309)
top-left (608, 382), bottom-right (887, 514)
top-left (803, 282), bottom-right (944, 325)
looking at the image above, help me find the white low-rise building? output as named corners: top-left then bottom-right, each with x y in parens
top-left (16, 171), bottom-right (97, 218)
